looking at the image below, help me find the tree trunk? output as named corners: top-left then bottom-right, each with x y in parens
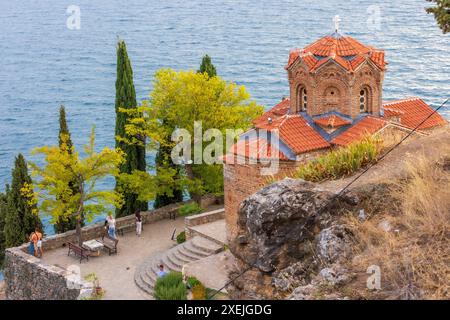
top-left (76, 216), bottom-right (83, 246)
top-left (185, 163), bottom-right (202, 205)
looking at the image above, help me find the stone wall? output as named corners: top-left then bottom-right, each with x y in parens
top-left (3, 195), bottom-right (222, 300)
top-left (4, 245), bottom-right (92, 300)
top-left (185, 208), bottom-right (225, 239)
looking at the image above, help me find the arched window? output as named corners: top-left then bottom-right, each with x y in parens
top-left (298, 86), bottom-right (307, 112)
top-left (359, 88), bottom-right (369, 113)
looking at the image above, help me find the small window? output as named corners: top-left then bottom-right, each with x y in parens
top-left (298, 87), bottom-right (307, 112)
top-left (359, 89), bottom-right (368, 113)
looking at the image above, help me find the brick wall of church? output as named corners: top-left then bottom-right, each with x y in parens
top-left (288, 62), bottom-right (384, 118)
top-left (223, 151), bottom-right (324, 243)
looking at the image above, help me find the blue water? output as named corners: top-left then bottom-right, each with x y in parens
top-left (0, 0), bottom-right (449, 235)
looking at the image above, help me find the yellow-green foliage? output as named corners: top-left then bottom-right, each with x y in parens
top-left (118, 69), bottom-right (264, 201)
top-left (296, 136), bottom-right (382, 182)
top-left (192, 283), bottom-right (207, 300)
top-left (28, 127), bottom-right (125, 243)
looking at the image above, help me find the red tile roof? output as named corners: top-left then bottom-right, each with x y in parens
top-left (314, 114), bottom-right (352, 128)
top-left (286, 34), bottom-right (386, 73)
top-left (255, 113), bottom-right (330, 154)
top-left (253, 98), bottom-right (290, 127)
top-left (331, 116), bottom-right (387, 146)
top-left (279, 116), bottom-right (331, 153)
top-left (228, 137), bottom-right (289, 161)
top-left (382, 97), bottom-right (447, 130)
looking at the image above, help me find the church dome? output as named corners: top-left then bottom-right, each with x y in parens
top-left (286, 32), bottom-right (386, 72)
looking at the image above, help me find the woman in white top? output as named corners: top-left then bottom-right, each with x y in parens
top-left (106, 213), bottom-right (117, 238)
top-left (135, 209), bottom-right (142, 237)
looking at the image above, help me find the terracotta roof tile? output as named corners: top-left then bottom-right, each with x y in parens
top-left (253, 98), bottom-right (290, 127)
top-left (286, 33), bottom-right (386, 73)
top-left (331, 116), bottom-right (387, 146)
top-left (382, 97), bottom-right (447, 130)
top-left (314, 114), bottom-right (352, 128)
top-left (228, 138), bottom-right (289, 161)
top-left (278, 116), bottom-right (330, 153)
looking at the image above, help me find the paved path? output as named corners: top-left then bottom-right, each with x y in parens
top-left (41, 216), bottom-right (185, 300)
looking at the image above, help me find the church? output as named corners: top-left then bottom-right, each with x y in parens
top-left (223, 20), bottom-right (448, 242)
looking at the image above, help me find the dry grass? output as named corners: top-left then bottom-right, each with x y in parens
top-left (346, 151), bottom-right (450, 299)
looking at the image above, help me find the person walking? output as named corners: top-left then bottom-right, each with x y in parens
top-left (135, 209), bottom-right (142, 237)
top-left (106, 213), bottom-right (117, 238)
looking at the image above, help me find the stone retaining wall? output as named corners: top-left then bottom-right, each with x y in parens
top-left (4, 245), bottom-right (92, 300)
top-left (3, 195), bottom-right (222, 300)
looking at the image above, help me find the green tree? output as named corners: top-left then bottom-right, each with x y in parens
top-left (0, 187), bottom-right (8, 267)
top-left (120, 69), bottom-right (264, 204)
top-left (29, 127), bottom-right (124, 246)
top-left (153, 142), bottom-right (184, 208)
top-left (426, 0), bottom-right (450, 33)
top-left (114, 39), bottom-right (148, 218)
top-left (54, 105), bottom-right (83, 233)
top-left (198, 54), bottom-right (217, 78)
top-left (3, 155), bottom-right (42, 248)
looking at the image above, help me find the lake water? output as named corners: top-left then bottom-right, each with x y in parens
top-left (0, 0), bottom-right (449, 236)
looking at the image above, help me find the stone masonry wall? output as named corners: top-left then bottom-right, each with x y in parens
top-left (4, 195), bottom-right (221, 300)
top-left (4, 245), bottom-right (92, 300)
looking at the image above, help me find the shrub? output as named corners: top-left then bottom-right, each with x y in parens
top-left (295, 136), bottom-right (382, 182)
top-left (176, 231), bottom-right (186, 244)
top-left (153, 271), bottom-right (187, 300)
top-left (178, 202), bottom-right (203, 216)
top-left (186, 276), bottom-right (201, 289)
top-left (192, 283), bottom-right (207, 300)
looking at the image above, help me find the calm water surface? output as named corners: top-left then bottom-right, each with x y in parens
top-left (0, 0), bottom-right (449, 236)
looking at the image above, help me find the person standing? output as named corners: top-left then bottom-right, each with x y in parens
top-left (106, 213), bottom-right (117, 238)
top-left (30, 228), bottom-right (43, 258)
top-left (135, 209), bottom-right (142, 237)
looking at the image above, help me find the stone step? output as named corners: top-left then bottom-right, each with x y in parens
top-left (134, 264), bottom-right (154, 295)
top-left (166, 252), bottom-right (185, 270)
top-left (172, 248), bottom-right (195, 264)
top-left (183, 241), bottom-right (212, 258)
top-left (191, 236), bottom-right (223, 254)
top-left (162, 255), bottom-right (182, 272)
top-left (134, 236), bottom-right (225, 298)
top-left (177, 246), bottom-right (206, 261)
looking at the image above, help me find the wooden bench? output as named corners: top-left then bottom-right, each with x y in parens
top-left (117, 224), bottom-right (137, 236)
top-left (99, 234), bottom-right (118, 255)
top-left (67, 242), bottom-right (89, 263)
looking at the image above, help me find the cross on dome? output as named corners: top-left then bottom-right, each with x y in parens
top-left (333, 15), bottom-right (341, 32)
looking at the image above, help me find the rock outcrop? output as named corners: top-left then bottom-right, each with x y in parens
top-left (228, 178), bottom-right (358, 299)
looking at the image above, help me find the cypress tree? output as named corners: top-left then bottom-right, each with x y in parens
top-left (114, 39), bottom-right (148, 217)
top-left (54, 105), bottom-right (83, 233)
top-left (0, 188), bottom-right (7, 267)
top-left (4, 155), bottom-right (42, 247)
top-left (198, 54), bottom-right (217, 78)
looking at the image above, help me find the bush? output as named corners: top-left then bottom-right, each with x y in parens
top-left (178, 202), bottom-right (203, 216)
top-left (153, 271), bottom-right (187, 300)
top-left (176, 231), bottom-right (186, 244)
top-left (295, 136), bottom-right (382, 182)
top-left (192, 283), bottom-right (207, 300)
top-left (186, 276), bottom-right (201, 289)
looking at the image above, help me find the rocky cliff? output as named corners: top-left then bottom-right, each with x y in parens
top-left (227, 127), bottom-right (450, 300)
